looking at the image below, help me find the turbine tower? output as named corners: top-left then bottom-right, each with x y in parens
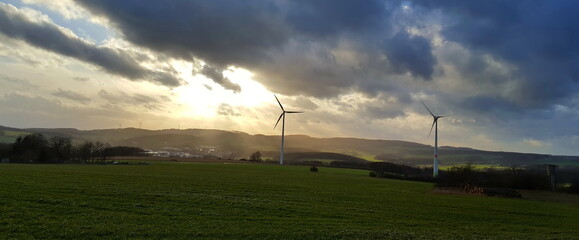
top-left (274, 95), bottom-right (303, 165)
top-left (421, 100), bottom-right (445, 177)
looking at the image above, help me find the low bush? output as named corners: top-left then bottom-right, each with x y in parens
top-left (368, 162), bottom-right (432, 180)
top-left (310, 166), bottom-right (318, 172)
top-left (437, 165), bottom-right (477, 187)
top-left (437, 166), bottom-right (549, 190)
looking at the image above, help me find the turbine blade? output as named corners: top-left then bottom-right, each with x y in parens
top-left (285, 111), bottom-right (304, 113)
top-left (421, 100), bottom-right (435, 117)
top-left (274, 94), bottom-right (284, 111)
top-left (274, 113), bottom-right (284, 129)
top-left (428, 119), bottom-right (436, 137)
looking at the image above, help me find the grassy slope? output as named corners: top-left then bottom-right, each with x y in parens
top-left (1, 163), bottom-right (578, 239)
top-left (0, 130), bottom-right (30, 144)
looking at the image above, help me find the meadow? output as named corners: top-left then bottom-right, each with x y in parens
top-left (1, 162), bottom-right (578, 239)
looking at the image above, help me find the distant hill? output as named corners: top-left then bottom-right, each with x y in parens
top-left (1, 125), bottom-right (578, 167)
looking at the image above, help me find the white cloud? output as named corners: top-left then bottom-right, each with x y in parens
top-left (523, 138), bottom-right (550, 147)
top-left (22, 0), bottom-right (86, 19)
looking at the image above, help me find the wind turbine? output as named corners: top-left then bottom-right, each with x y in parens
top-left (274, 95), bottom-right (303, 165)
top-left (421, 100), bottom-right (445, 177)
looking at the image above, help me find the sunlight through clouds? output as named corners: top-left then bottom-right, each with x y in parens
top-left (1, 0), bottom-right (578, 155)
top-left (172, 65), bottom-right (273, 118)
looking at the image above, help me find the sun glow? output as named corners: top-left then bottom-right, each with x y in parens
top-left (172, 63), bottom-right (273, 118)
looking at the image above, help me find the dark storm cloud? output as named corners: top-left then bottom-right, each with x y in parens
top-left (457, 95), bottom-right (523, 120)
top-left (73, 0), bottom-right (390, 63)
top-left (413, 0), bottom-right (579, 107)
top-left (71, 0), bottom-right (578, 121)
top-left (0, 3), bottom-right (181, 87)
top-left (383, 32), bottom-right (436, 80)
top-left (72, 0), bottom-right (412, 97)
top-left (52, 89), bottom-right (91, 104)
top-left (199, 65), bottom-right (241, 93)
top-left (251, 43), bottom-right (361, 97)
top-left (285, 0), bottom-right (387, 37)
top-left (73, 0), bottom-right (289, 66)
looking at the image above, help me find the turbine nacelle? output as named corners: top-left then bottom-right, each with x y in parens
top-left (421, 100), bottom-right (446, 138)
top-left (273, 95), bottom-right (303, 129)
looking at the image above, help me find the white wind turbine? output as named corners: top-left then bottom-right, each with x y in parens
top-left (421, 100), bottom-right (445, 177)
top-left (274, 95), bottom-right (303, 165)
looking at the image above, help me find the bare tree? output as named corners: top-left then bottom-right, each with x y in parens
top-left (249, 151), bottom-right (262, 162)
top-left (49, 136), bottom-right (72, 162)
top-left (78, 141), bottom-right (94, 163)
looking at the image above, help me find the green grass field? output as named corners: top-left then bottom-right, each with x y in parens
top-left (1, 162), bottom-right (578, 239)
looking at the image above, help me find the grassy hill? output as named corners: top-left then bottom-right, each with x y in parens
top-left (1, 125), bottom-right (578, 167)
top-left (0, 126), bottom-right (31, 144)
top-left (0, 162), bottom-right (578, 239)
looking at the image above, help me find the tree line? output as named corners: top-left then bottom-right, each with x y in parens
top-left (0, 133), bottom-right (144, 164)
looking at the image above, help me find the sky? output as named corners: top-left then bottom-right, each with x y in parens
top-left (0, 0), bottom-right (578, 155)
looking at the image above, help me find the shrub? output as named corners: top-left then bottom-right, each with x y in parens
top-left (437, 165), bottom-right (477, 187)
top-left (249, 151), bottom-right (262, 162)
top-left (437, 165), bottom-right (550, 190)
top-left (368, 162), bottom-right (431, 178)
top-left (369, 171), bottom-right (377, 178)
top-left (568, 181), bottom-right (579, 194)
top-left (310, 166), bottom-right (318, 172)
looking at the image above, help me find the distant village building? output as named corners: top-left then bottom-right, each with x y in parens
top-left (143, 145), bottom-right (223, 159)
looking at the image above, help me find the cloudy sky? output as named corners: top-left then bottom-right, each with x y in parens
top-left (0, 0), bottom-right (578, 155)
